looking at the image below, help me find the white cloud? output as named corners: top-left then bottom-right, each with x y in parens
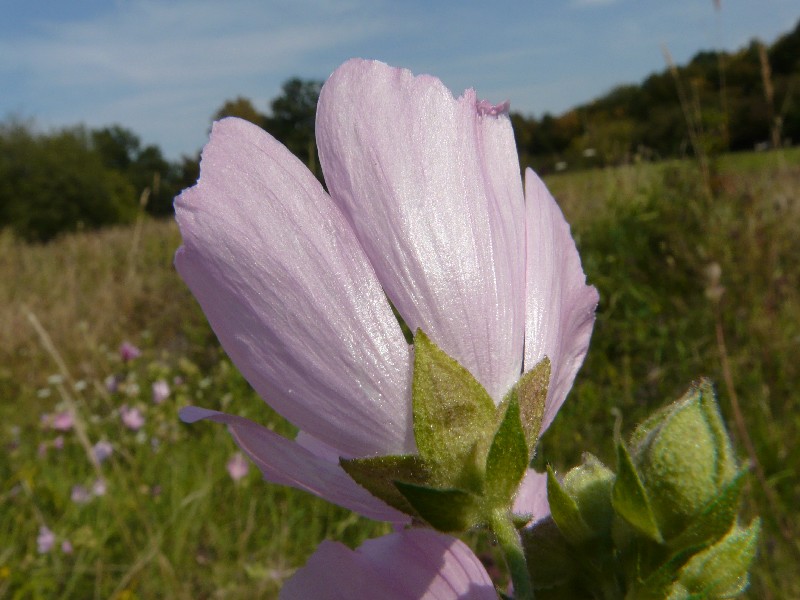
top-left (2, 0), bottom-right (392, 87)
top-left (0, 0), bottom-right (404, 156)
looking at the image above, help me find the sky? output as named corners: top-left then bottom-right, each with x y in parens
top-left (1, 0), bottom-right (797, 160)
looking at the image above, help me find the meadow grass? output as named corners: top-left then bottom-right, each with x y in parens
top-left (2, 149), bottom-right (798, 598)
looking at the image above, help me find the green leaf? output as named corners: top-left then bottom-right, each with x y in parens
top-left (669, 519), bottom-right (760, 599)
top-left (612, 442), bottom-right (663, 543)
top-left (484, 395), bottom-right (529, 508)
top-left (503, 357), bottom-right (550, 453)
top-left (628, 547), bottom-right (699, 600)
top-left (340, 454), bottom-right (432, 516)
top-left (546, 466), bottom-right (595, 545)
top-left (667, 470), bottom-right (747, 553)
top-left (395, 481), bottom-right (479, 532)
top-left (411, 330), bottom-right (496, 475)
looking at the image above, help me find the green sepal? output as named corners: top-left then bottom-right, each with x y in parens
top-left (394, 481), bottom-right (479, 532)
top-left (521, 517), bottom-right (580, 592)
top-left (612, 442), bottom-right (664, 543)
top-left (667, 519), bottom-right (760, 599)
top-left (340, 454), bottom-right (433, 517)
top-left (502, 357), bottom-right (550, 453)
top-left (546, 466), bottom-right (595, 545)
top-left (667, 469), bottom-right (747, 553)
top-left (694, 381), bottom-right (738, 489)
top-left (412, 330), bottom-right (496, 475)
top-left (484, 394), bottom-right (529, 508)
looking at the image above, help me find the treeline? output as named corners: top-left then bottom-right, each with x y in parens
top-left (2, 19), bottom-right (798, 242)
top-left (0, 78), bottom-right (321, 243)
top-left (513, 18), bottom-right (800, 173)
top-left (0, 121), bottom-right (198, 242)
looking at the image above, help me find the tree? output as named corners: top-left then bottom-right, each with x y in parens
top-left (91, 125), bottom-right (182, 216)
top-left (264, 78), bottom-right (323, 180)
top-left (0, 122), bottom-right (138, 242)
top-left (213, 97), bottom-right (266, 127)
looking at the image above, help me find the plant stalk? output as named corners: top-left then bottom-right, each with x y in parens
top-left (489, 509), bottom-right (533, 600)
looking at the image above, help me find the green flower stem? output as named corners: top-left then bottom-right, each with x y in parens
top-left (489, 509), bottom-right (534, 600)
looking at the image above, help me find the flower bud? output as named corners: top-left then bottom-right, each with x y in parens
top-left (630, 381), bottom-right (738, 541)
top-left (561, 453), bottom-right (615, 537)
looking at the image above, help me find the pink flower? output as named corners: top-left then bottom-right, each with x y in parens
top-left (175, 59), bottom-right (597, 523)
top-left (61, 540), bottom-right (73, 554)
top-left (37, 526), bottom-right (55, 554)
top-left (92, 478), bottom-right (107, 497)
top-left (151, 380), bottom-right (170, 404)
top-left (92, 440), bottom-right (114, 463)
top-left (52, 435), bottom-right (64, 450)
top-left (71, 484), bottom-right (92, 504)
top-left (51, 411), bottom-right (74, 431)
top-left (120, 405), bottom-right (145, 431)
top-left (105, 374), bottom-right (120, 393)
top-left (119, 342), bottom-right (141, 362)
top-left (281, 528), bottom-right (496, 599)
top-left (226, 452), bottom-right (250, 481)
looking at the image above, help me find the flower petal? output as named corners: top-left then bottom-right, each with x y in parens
top-left (180, 407), bottom-right (409, 523)
top-left (280, 529), bottom-right (496, 599)
top-left (523, 169), bottom-right (599, 432)
top-left (317, 59), bottom-right (526, 403)
top-left (175, 118), bottom-right (414, 457)
top-left (512, 469), bottom-right (551, 525)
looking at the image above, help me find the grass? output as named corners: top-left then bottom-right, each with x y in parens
top-left (1, 148), bottom-right (798, 598)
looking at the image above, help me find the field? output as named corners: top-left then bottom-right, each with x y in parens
top-left (2, 149), bottom-right (799, 598)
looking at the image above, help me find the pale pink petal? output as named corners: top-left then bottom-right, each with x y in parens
top-left (512, 469), bottom-right (550, 524)
top-left (180, 407), bottom-right (409, 524)
top-left (226, 452), bottom-right (250, 481)
top-left (523, 169), bottom-right (599, 432)
top-left (280, 529), bottom-right (496, 599)
top-left (37, 526), bottom-right (55, 554)
top-left (317, 59), bottom-right (526, 403)
top-left (175, 118), bottom-right (414, 457)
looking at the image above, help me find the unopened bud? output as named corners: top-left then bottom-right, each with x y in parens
top-left (561, 453), bottom-right (615, 537)
top-left (630, 381), bottom-right (738, 540)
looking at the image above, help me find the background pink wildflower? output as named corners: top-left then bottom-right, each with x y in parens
top-left (226, 452), bottom-right (249, 481)
top-left (120, 405), bottom-right (145, 431)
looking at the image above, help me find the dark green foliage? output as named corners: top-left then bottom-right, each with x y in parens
top-left (0, 122), bottom-right (138, 242)
top-left (0, 121), bottom-right (191, 241)
top-left (91, 125), bottom-right (187, 216)
top-left (265, 78), bottom-right (323, 179)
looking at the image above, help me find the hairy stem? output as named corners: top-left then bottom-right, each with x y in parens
top-left (489, 509), bottom-right (533, 600)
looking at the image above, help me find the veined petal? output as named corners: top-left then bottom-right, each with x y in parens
top-left (317, 59), bottom-right (526, 403)
top-left (523, 169), bottom-right (599, 432)
top-left (175, 118), bottom-right (414, 457)
top-left (280, 529), bottom-right (496, 599)
top-left (512, 469), bottom-right (551, 525)
top-left (180, 407), bottom-right (409, 523)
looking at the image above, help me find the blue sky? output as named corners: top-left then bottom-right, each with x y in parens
top-left (1, 0), bottom-right (797, 159)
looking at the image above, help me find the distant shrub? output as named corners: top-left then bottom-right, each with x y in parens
top-left (0, 122), bottom-right (138, 242)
